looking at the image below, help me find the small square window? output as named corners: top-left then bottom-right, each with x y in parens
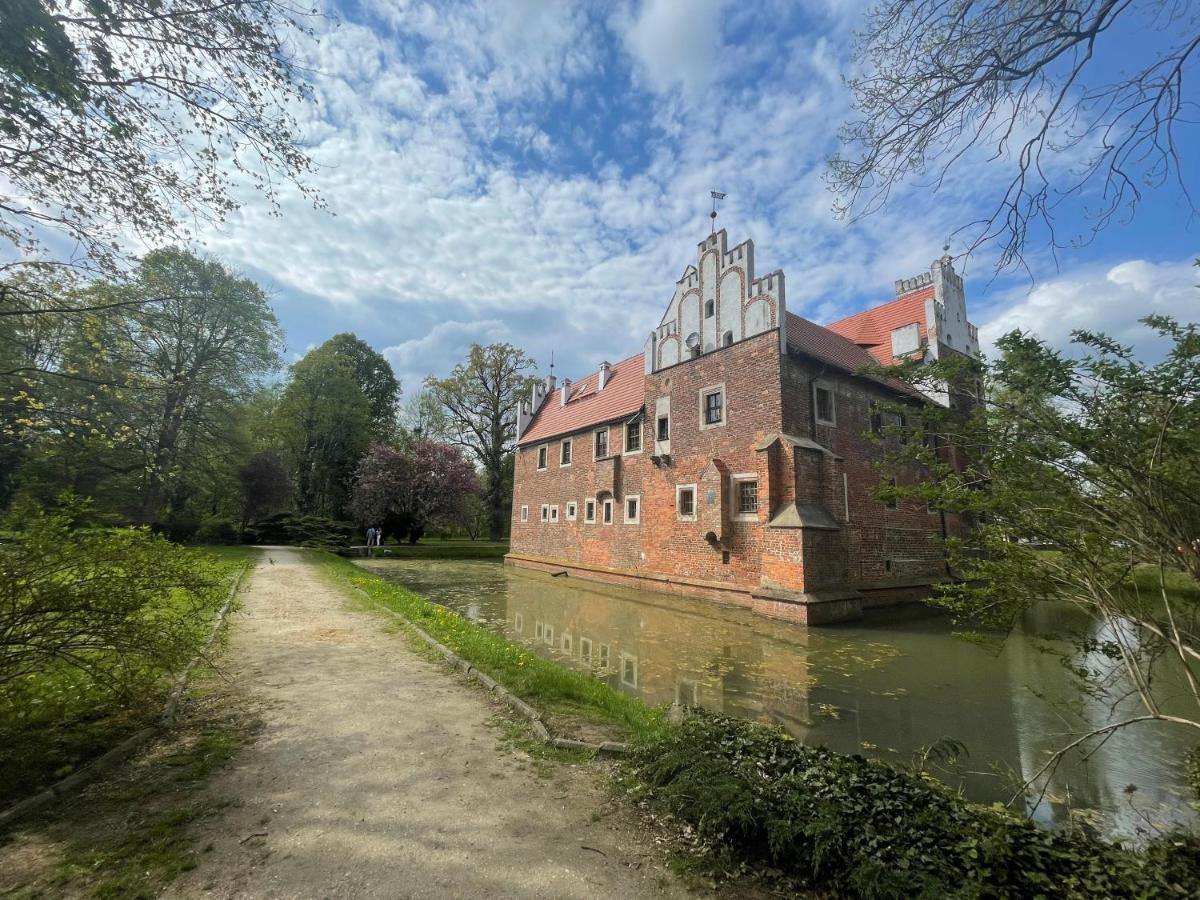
top-left (520, 505), bottom-right (528, 522)
top-left (677, 486), bottom-right (696, 519)
top-left (602, 498), bottom-right (613, 524)
top-left (560, 439), bottom-right (572, 466)
top-left (625, 420), bottom-right (641, 453)
top-left (625, 495), bottom-right (640, 524)
top-left (536, 445), bottom-right (548, 469)
top-left (584, 499), bottom-right (596, 523)
top-left (566, 501), bottom-right (577, 521)
top-left (657, 415), bottom-right (670, 441)
top-left (702, 389), bottom-right (723, 426)
top-left (814, 383), bottom-right (835, 426)
top-left (737, 480), bottom-right (758, 514)
top-left (594, 428), bottom-right (609, 459)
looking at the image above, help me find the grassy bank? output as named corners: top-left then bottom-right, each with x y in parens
top-left (316, 551), bottom-right (660, 740)
top-left (373, 538), bottom-right (509, 560)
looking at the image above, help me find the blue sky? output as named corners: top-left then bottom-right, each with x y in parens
top-left (190, 0), bottom-right (1199, 397)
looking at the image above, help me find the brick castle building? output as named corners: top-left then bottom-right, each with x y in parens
top-left (507, 230), bottom-right (979, 624)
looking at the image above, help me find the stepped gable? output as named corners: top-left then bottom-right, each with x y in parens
top-left (824, 287), bottom-right (934, 364)
top-left (517, 353), bottom-right (645, 446)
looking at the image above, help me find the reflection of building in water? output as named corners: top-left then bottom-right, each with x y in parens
top-left (499, 567), bottom-right (817, 737)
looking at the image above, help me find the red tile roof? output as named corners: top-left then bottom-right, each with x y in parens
top-left (517, 353), bottom-right (645, 446)
top-left (785, 313), bottom-right (921, 398)
top-left (825, 287), bottom-right (933, 364)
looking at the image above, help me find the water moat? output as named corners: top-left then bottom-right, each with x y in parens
top-left (357, 558), bottom-right (1196, 840)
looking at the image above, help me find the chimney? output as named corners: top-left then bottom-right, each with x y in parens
top-left (597, 361), bottom-right (611, 391)
top-left (559, 378), bottom-right (572, 407)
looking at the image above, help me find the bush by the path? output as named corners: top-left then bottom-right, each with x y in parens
top-left (0, 503), bottom-right (245, 804)
top-left (243, 512), bottom-right (351, 548)
top-left (628, 712), bottom-right (1200, 899)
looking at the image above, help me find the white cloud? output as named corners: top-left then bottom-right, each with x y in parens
top-left (614, 0), bottom-right (730, 99)
top-left (381, 318), bottom-right (510, 394)
top-left (977, 258), bottom-right (1198, 359)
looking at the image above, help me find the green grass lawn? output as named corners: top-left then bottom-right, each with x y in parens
top-left (315, 551), bottom-right (662, 741)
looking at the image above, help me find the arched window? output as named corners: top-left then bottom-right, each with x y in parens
top-left (704, 299), bottom-right (715, 318)
top-left (722, 331), bottom-right (733, 347)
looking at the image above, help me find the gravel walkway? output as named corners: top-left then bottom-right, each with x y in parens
top-left (162, 547), bottom-right (697, 900)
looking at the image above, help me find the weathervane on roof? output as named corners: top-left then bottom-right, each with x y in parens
top-left (710, 190), bottom-right (726, 234)
top-left (549, 349), bottom-right (554, 377)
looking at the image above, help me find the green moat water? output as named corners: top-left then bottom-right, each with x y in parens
top-left (358, 558), bottom-right (1197, 840)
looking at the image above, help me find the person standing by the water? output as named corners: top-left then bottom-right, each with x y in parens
top-left (366, 526), bottom-right (376, 555)
top-left (374, 526), bottom-right (383, 547)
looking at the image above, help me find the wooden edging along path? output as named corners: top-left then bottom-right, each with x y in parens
top-left (0, 562), bottom-right (252, 831)
top-left (347, 584), bottom-right (632, 757)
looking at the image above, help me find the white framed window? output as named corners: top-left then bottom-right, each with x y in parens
top-left (540, 504), bottom-right (549, 522)
top-left (731, 473), bottom-right (758, 521)
top-left (656, 414), bottom-right (670, 442)
top-left (544, 623), bottom-right (554, 646)
top-left (560, 438), bottom-right (572, 467)
top-left (580, 637), bottom-right (593, 663)
top-left (514, 613), bottom-right (524, 633)
top-left (598, 643), bottom-right (610, 671)
top-left (566, 501), bottom-right (577, 521)
top-left (593, 427), bottom-right (609, 459)
top-left (549, 504), bottom-right (559, 523)
top-left (624, 419), bottom-right (642, 454)
top-left (676, 484), bottom-right (697, 521)
top-left (602, 497), bottom-right (614, 524)
top-left (536, 444), bottom-right (548, 470)
top-left (624, 494), bottom-right (640, 524)
top-left (620, 653), bottom-right (639, 688)
top-left (584, 498), bottom-right (596, 523)
top-left (561, 632), bottom-right (572, 654)
top-left (519, 505), bottom-right (528, 523)
top-left (699, 383), bottom-right (725, 429)
top-left (814, 381), bottom-right (836, 426)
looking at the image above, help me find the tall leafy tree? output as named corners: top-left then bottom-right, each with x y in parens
top-left (348, 439), bottom-right (479, 543)
top-left (425, 343), bottom-right (537, 542)
top-left (830, 0), bottom-right (1200, 271)
top-left (2, 250), bottom-right (283, 525)
top-left (0, 0), bottom-right (318, 274)
top-left (320, 333), bottom-right (401, 439)
top-left (878, 315), bottom-right (1200, 792)
top-left (274, 346), bottom-right (371, 518)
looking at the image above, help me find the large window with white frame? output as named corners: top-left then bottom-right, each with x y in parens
top-left (602, 496), bottom-right (614, 524)
top-left (624, 494), bottom-right (640, 524)
top-left (519, 505), bottom-right (528, 523)
top-left (676, 484), bottom-right (697, 521)
top-left (560, 438), bottom-right (572, 466)
top-left (536, 444), bottom-right (548, 469)
top-left (731, 473), bottom-right (758, 520)
top-left (566, 501), bottom-right (577, 521)
top-left (584, 498), bottom-right (596, 523)
top-left (540, 504), bottom-right (549, 522)
top-left (549, 504), bottom-right (559, 523)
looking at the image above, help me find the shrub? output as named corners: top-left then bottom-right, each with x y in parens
top-left (0, 500), bottom-right (229, 801)
top-left (195, 515), bottom-right (239, 545)
top-left (627, 713), bottom-right (1200, 898)
top-left (242, 512), bottom-right (352, 548)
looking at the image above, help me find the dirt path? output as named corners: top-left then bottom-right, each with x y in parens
top-left (162, 548), bottom-right (697, 900)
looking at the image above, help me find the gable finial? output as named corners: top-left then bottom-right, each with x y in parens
top-left (710, 190), bottom-right (726, 234)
